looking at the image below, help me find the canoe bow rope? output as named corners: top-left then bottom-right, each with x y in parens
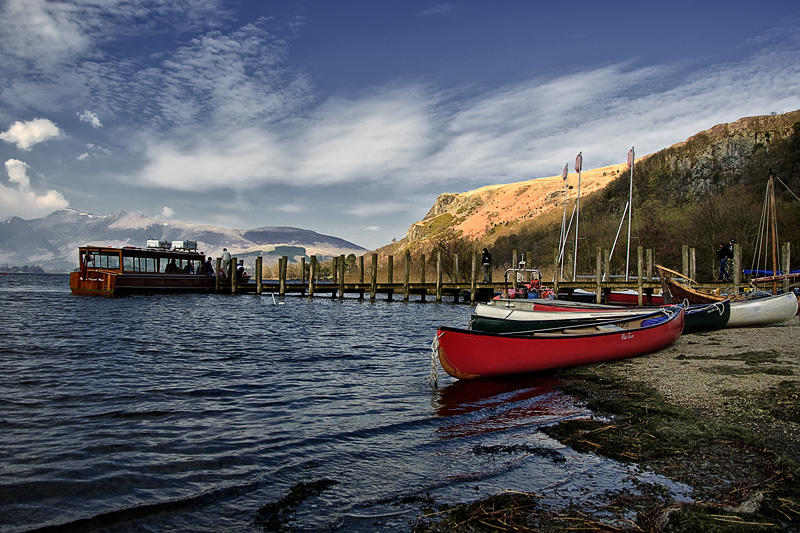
top-left (430, 332), bottom-right (444, 387)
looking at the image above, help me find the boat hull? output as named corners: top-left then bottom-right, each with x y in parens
top-left (436, 307), bottom-right (685, 379)
top-left (474, 301), bottom-right (727, 334)
top-left (70, 271), bottom-right (217, 296)
top-left (683, 300), bottom-right (731, 334)
top-left (470, 304), bottom-right (657, 333)
top-left (725, 292), bottom-right (798, 328)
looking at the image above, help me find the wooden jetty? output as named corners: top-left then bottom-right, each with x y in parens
top-left (219, 242), bottom-right (795, 304)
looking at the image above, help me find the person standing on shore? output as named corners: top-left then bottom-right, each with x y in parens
top-left (481, 248), bottom-right (492, 283)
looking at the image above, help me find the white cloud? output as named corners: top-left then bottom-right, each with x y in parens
top-left (78, 110), bottom-right (102, 128)
top-left (0, 0), bottom-right (90, 68)
top-left (76, 153), bottom-right (89, 160)
top-left (0, 118), bottom-right (61, 150)
top-left (161, 206), bottom-right (175, 217)
top-left (1, 159), bottom-right (69, 218)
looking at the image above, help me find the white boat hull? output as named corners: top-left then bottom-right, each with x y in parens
top-left (725, 292), bottom-right (799, 328)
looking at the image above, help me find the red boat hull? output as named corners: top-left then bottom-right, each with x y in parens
top-left (435, 308), bottom-right (684, 379)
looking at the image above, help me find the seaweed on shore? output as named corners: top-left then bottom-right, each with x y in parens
top-left (417, 365), bottom-right (800, 532)
top-left (253, 478), bottom-right (338, 531)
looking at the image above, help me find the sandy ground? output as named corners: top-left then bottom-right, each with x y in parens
top-left (611, 316), bottom-right (799, 407)
top-left (604, 315), bottom-right (800, 463)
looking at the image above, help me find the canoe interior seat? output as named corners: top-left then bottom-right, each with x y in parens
top-left (596, 324), bottom-right (625, 331)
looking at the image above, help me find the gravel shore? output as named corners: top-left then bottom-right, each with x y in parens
top-left (606, 315), bottom-right (800, 464)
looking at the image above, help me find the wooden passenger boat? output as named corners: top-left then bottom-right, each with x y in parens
top-left (472, 300), bottom-right (728, 334)
top-left (69, 242), bottom-right (230, 296)
top-left (434, 306), bottom-right (685, 380)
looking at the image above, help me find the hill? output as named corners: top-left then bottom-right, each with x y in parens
top-left (384, 110), bottom-right (800, 281)
top-left (0, 209), bottom-right (366, 273)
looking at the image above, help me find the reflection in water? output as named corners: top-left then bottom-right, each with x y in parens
top-left (434, 374), bottom-right (591, 439)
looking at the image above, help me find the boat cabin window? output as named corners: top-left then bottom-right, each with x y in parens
top-left (85, 251), bottom-right (120, 270)
top-left (123, 256), bottom-right (160, 273)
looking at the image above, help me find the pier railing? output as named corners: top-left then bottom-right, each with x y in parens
top-left (216, 242), bottom-right (793, 304)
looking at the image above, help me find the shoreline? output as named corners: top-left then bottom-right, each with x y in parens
top-left (418, 318), bottom-right (800, 531)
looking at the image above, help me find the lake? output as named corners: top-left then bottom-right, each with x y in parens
top-left (0, 274), bottom-right (689, 531)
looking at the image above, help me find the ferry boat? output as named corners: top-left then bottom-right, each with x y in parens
top-left (69, 240), bottom-right (220, 296)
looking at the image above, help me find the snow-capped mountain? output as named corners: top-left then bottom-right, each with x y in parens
top-left (0, 209), bottom-right (367, 272)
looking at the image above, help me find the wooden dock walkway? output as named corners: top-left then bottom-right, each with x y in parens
top-left (219, 242), bottom-right (793, 304)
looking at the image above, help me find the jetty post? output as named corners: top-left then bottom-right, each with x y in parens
top-left (279, 257), bottom-right (287, 297)
top-left (215, 257), bottom-right (222, 292)
top-left (387, 255), bottom-right (394, 301)
top-left (551, 247), bottom-right (560, 297)
top-left (470, 251), bottom-right (477, 303)
top-left (230, 256), bottom-right (237, 294)
top-left (308, 255), bottom-right (316, 298)
top-left (595, 248), bottom-right (602, 304)
top-left (436, 250), bottom-right (443, 302)
top-left (370, 253), bottom-right (378, 300)
top-left (782, 243), bottom-right (791, 292)
top-left (681, 245), bottom-right (689, 278)
top-left (255, 257), bottom-right (263, 294)
top-left (733, 243), bottom-right (741, 293)
top-left (403, 249), bottom-right (411, 301)
top-left (637, 246), bottom-right (644, 306)
top-left (419, 254), bottom-right (426, 302)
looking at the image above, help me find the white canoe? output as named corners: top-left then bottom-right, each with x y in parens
top-left (725, 292), bottom-right (799, 328)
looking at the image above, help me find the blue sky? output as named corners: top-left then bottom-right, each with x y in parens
top-left (1, 1), bottom-right (799, 250)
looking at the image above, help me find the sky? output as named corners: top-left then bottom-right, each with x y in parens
top-left (1, 1), bottom-right (800, 250)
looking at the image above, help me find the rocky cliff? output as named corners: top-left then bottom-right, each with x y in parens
top-left (386, 110), bottom-right (800, 255)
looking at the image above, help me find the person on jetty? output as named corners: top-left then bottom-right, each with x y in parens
top-left (222, 248), bottom-right (231, 275)
top-left (236, 260), bottom-right (245, 282)
top-left (717, 238), bottom-right (734, 281)
top-left (481, 248), bottom-right (492, 283)
top-left (204, 257), bottom-right (214, 276)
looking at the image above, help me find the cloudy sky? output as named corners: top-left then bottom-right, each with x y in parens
top-left (1, 1), bottom-right (799, 249)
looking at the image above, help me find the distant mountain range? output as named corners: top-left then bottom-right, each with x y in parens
top-left (0, 209), bottom-right (367, 273)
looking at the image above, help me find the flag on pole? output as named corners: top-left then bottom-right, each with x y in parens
top-left (562, 163), bottom-right (568, 180)
top-left (627, 147), bottom-right (634, 168)
top-left (575, 152), bottom-right (582, 173)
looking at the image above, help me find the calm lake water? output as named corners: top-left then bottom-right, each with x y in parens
top-left (0, 274), bottom-right (690, 532)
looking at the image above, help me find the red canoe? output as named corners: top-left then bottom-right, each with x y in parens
top-left (434, 306), bottom-right (685, 380)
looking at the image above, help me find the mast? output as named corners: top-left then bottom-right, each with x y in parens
top-left (559, 163), bottom-right (569, 280)
top-left (573, 152), bottom-right (582, 281)
top-left (769, 170), bottom-right (778, 294)
top-left (625, 147), bottom-right (634, 282)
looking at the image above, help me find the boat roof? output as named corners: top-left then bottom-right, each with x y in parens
top-left (79, 245), bottom-right (206, 260)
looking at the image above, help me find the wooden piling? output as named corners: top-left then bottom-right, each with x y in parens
top-left (279, 256), bottom-right (287, 297)
top-left (339, 254), bottom-right (345, 300)
top-left (404, 249), bottom-right (411, 302)
top-left (637, 246), bottom-right (644, 306)
top-left (256, 256), bottom-right (263, 294)
top-left (470, 252), bottom-right (477, 303)
top-left (595, 248), bottom-right (602, 304)
top-left (420, 254), bottom-right (426, 302)
top-left (436, 250), bottom-right (442, 302)
top-left (387, 255), bottom-right (393, 301)
top-left (230, 256), bottom-right (237, 294)
top-left (782, 242), bottom-right (791, 292)
top-left (308, 255), bottom-right (316, 298)
top-left (370, 253), bottom-right (378, 300)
